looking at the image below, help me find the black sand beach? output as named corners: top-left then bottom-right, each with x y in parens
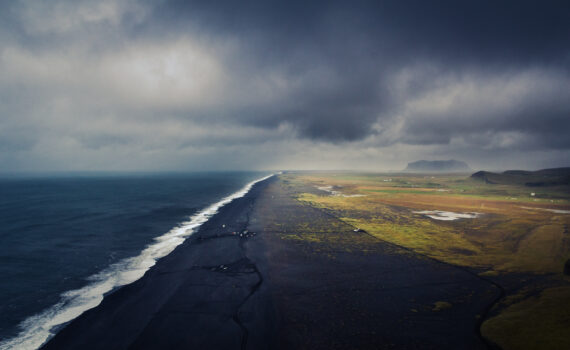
top-left (42, 176), bottom-right (499, 349)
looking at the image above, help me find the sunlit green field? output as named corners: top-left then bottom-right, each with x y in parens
top-left (282, 172), bottom-right (570, 350)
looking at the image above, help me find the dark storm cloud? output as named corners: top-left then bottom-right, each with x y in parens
top-left (157, 0), bottom-right (569, 63)
top-left (145, 0), bottom-right (570, 143)
top-left (1, 0), bottom-right (569, 171)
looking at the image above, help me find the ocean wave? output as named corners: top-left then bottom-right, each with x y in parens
top-left (0, 174), bottom-right (273, 350)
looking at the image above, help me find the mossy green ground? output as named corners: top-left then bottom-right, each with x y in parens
top-left (283, 172), bottom-right (570, 350)
top-left (290, 173), bottom-right (570, 274)
top-left (481, 286), bottom-right (570, 350)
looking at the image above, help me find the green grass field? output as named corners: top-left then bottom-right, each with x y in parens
top-left (282, 172), bottom-right (570, 350)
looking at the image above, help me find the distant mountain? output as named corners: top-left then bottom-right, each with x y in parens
top-left (404, 160), bottom-right (471, 173)
top-left (471, 167), bottom-right (570, 187)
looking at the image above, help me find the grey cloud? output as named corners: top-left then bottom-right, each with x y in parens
top-left (146, 0), bottom-right (570, 145)
top-left (395, 68), bottom-right (570, 149)
top-left (0, 0), bottom-right (569, 171)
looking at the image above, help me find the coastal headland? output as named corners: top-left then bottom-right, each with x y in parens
top-left (42, 173), bottom-right (570, 349)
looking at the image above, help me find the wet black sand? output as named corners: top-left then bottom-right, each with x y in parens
top-left (42, 176), bottom-right (499, 349)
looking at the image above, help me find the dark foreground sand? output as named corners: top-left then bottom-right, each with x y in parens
top-left (42, 177), bottom-right (499, 350)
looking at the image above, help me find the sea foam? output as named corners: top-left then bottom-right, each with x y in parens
top-left (0, 174), bottom-right (273, 350)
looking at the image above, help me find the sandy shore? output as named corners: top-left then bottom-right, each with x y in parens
top-left (42, 176), bottom-right (499, 349)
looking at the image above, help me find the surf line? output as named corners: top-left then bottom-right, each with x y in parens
top-left (0, 173), bottom-right (274, 350)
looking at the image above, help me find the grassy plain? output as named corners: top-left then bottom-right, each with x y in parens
top-left (283, 172), bottom-right (570, 350)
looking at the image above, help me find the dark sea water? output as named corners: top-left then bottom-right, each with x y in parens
top-left (0, 172), bottom-right (270, 349)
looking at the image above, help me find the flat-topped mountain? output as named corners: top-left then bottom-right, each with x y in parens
top-left (471, 167), bottom-right (570, 186)
top-left (404, 160), bottom-right (471, 173)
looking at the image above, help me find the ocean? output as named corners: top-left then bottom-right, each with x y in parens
top-left (0, 172), bottom-right (271, 350)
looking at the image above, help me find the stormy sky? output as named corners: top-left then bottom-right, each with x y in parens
top-left (1, 0), bottom-right (569, 172)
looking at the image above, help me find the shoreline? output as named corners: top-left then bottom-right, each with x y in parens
top-left (0, 174), bottom-right (272, 350)
top-left (40, 176), bottom-right (276, 350)
top-left (41, 174), bottom-right (498, 349)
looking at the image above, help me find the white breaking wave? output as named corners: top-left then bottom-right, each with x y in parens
top-left (0, 173), bottom-right (274, 350)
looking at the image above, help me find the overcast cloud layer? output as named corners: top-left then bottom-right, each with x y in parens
top-left (1, 0), bottom-right (569, 172)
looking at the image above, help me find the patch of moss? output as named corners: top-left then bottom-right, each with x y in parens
top-left (294, 175), bottom-right (570, 274)
top-left (481, 287), bottom-right (570, 350)
top-left (432, 301), bottom-right (452, 312)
